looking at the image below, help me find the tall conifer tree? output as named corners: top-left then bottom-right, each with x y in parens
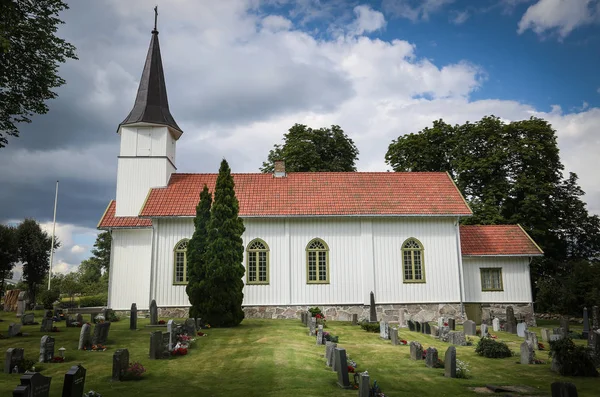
top-left (200, 160), bottom-right (246, 327)
top-left (186, 185), bottom-right (212, 319)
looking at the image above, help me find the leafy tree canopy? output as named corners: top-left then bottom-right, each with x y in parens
top-left (0, 224), bottom-right (18, 293)
top-left (0, 0), bottom-right (77, 147)
top-left (260, 124), bottom-right (359, 173)
top-left (91, 231), bottom-right (111, 272)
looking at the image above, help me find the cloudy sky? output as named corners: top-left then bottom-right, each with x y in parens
top-left (2, 0), bottom-right (599, 277)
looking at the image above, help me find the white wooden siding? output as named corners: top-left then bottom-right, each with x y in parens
top-left (108, 229), bottom-right (152, 310)
top-left (373, 218), bottom-right (461, 304)
top-left (462, 257), bottom-right (532, 303)
top-left (115, 157), bottom-right (174, 216)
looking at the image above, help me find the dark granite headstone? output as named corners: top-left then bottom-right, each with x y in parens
top-left (592, 306), bottom-right (599, 330)
top-left (407, 320), bottom-right (415, 332)
top-left (334, 348), bottom-right (351, 389)
top-left (444, 346), bottom-right (456, 378)
top-left (18, 372), bottom-right (52, 397)
top-left (149, 300), bottom-right (158, 325)
top-left (352, 314), bottom-right (358, 326)
top-left (464, 320), bottom-right (476, 336)
top-left (423, 322), bottom-right (431, 335)
top-left (4, 348), bottom-right (24, 374)
top-left (551, 381), bottom-right (578, 397)
top-left (62, 364), bottom-right (86, 397)
top-left (130, 303), bottom-right (137, 330)
top-left (112, 349), bottom-right (129, 381)
top-left (506, 307), bottom-right (517, 334)
top-left (39, 335), bottom-right (55, 363)
top-left (369, 292), bottom-right (377, 322)
top-left (149, 331), bottom-right (163, 360)
top-left (92, 322), bottom-right (111, 345)
top-left (184, 318), bottom-right (196, 336)
top-left (415, 321), bottom-right (421, 333)
top-left (560, 316), bottom-right (569, 334)
top-left (8, 323), bottom-right (23, 337)
top-left (448, 318), bottom-right (456, 331)
top-left (39, 318), bottom-right (53, 333)
top-left (21, 313), bottom-right (35, 325)
top-left (409, 341), bottom-right (423, 360)
top-left (425, 347), bottom-right (438, 368)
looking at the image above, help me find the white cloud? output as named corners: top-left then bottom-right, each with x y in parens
top-left (517, 0), bottom-right (600, 39)
top-left (71, 245), bottom-right (86, 254)
top-left (261, 15), bottom-right (293, 32)
top-left (451, 10), bottom-right (470, 25)
top-left (382, 0), bottom-right (455, 22)
top-left (351, 5), bottom-right (386, 35)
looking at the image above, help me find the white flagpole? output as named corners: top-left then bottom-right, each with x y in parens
top-left (48, 180), bottom-right (59, 291)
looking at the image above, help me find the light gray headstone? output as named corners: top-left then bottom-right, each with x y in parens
top-left (39, 335), bottom-right (55, 363)
top-left (425, 347), bottom-right (438, 368)
top-left (444, 346), bottom-right (456, 378)
top-left (438, 317), bottom-right (444, 329)
top-left (520, 341), bottom-right (534, 364)
top-left (358, 372), bottom-right (370, 397)
top-left (517, 322), bottom-right (527, 337)
top-left (481, 323), bottom-right (488, 337)
top-left (379, 321), bottom-right (389, 340)
top-left (549, 334), bottom-right (561, 342)
top-left (409, 341), bottom-right (423, 360)
top-left (541, 328), bottom-right (551, 342)
top-left (167, 320), bottom-right (175, 351)
top-left (309, 317), bottom-right (316, 337)
top-left (431, 325), bottom-right (439, 337)
top-left (149, 299), bottom-right (158, 325)
top-left (316, 324), bottom-right (324, 345)
top-left (4, 348), bottom-right (24, 374)
top-left (8, 323), bottom-right (22, 337)
top-left (448, 331), bottom-right (466, 346)
top-left (398, 310), bottom-right (406, 328)
top-left (78, 323), bottom-right (92, 350)
top-left (492, 317), bottom-right (500, 332)
top-left (525, 331), bottom-right (539, 350)
top-left (463, 320), bottom-right (476, 336)
top-left (390, 327), bottom-right (399, 345)
top-left (21, 313), bottom-right (35, 325)
top-left (334, 348), bottom-right (351, 389)
top-left (325, 341), bottom-right (337, 368)
top-left (351, 314), bottom-right (358, 326)
top-left (560, 316), bottom-right (570, 334)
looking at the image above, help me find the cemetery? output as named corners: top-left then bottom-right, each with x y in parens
top-left (1, 306), bottom-right (599, 396)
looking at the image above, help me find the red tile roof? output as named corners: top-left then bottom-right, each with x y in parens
top-left (460, 225), bottom-right (543, 256)
top-left (98, 200), bottom-right (153, 229)
top-left (138, 172), bottom-right (473, 217)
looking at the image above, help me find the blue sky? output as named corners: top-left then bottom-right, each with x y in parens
top-left (2, 0), bottom-right (599, 276)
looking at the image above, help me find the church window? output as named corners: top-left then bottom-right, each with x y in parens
top-left (402, 238), bottom-right (425, 283)
top-left (480, 268), bottom-right (503, 291)
top-left (306, 238), bottom-right (329, 284)
top-left (173, 239), bottom-right (189, 285)
top-left (247, 239), bottom-right (269, 285)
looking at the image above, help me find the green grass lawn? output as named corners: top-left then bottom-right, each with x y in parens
top-left (1, 311), bottom-right (598, 396)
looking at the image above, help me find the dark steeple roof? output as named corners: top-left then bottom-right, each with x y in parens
top-left (119, 11), bottom-right (182, 134)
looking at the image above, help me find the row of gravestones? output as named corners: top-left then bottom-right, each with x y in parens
top-left (11, 365), bottom-right (87, 397)
top-left (78, 322), bottom-right (111, 350)
top-left (408, 341), bottom-right (458, 378)
top-left (149, 318), bottom-right (198, 359)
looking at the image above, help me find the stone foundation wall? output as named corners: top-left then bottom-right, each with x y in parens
top-left (479, 303), bottom-right (535, 326)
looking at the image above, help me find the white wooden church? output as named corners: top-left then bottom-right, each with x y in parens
top-left (98, 21), bottom-right (543, 324)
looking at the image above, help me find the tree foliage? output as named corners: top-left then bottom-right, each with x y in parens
top-left (260, 124), bottom-right (359, 173)
top-left (0, 0), bottom-right (77, 148)
top-left (385, 116), bottom-right (600, 313)
top-left (195, 159), bottom-right (246, 327)
top-left (186, 185), bottom-right (212, 320)
top-left (91, 231), bottom-right (112, 272)
top-left (16, 218), bottom-right (59, 306)
top-left (0, 224), bottom-right (18, 293)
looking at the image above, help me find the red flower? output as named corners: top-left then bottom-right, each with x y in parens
top-left (538, 343), bottom-right (545, 350)
top-left (347, 365), bottom-right (355, 373)
top-left (444, 322), bottom-right (448, 326)
top-left (400, 339), bottom-right (407, 345)
top-left (158, 320), bottom-right (166, 325)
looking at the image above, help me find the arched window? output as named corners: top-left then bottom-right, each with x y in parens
top-left (402, 238), bottom-right (425, 283)
top-left (247, 239), bottom-right (269, 285)
top-left (306, 238), bottom-right (329, 284)
top-left (173, 239), bottom-right (189, 285)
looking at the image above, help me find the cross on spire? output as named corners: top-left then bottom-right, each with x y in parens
top-left (152, 6), bottom-right (158, 34)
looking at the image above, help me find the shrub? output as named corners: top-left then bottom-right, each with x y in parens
top-left (549, 338), bottom-right (598, 377)
top-left (456, 359), bottom-right (470, 378)
top-left (78, 294), bottom-right (107, 307)
top-left (38, 289), bottom-right (60, 309)
top-left (360, 321), bottom-right (380, 333)
top-left (107, 311), bottom-right (120, 322)
top-left (308, 307), bottom-right (322, 317)
top-left (475, 337), bottom-right (513, 358)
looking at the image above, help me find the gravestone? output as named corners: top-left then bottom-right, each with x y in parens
top-left (390, 328), bottom-right (399, 345)
top-left (162, 331), bottom-right (171, 356)
top-left (326, 342), bottom-right (337, 368)
top-left (92, 322), bottom-right (111, 345)
top-left (309, 317), bottom-right (316, 337)
top-left (444, 346), bottom-right (456, 378)
top-left (55, 308), bottom-right (64, 319)
top-left (517, 322), bottom-right (527, 337)
top-left (16, 291), bottom-right (28, 317)
top-left (431, 325), bottom-right (439, 337)
top-left (149, 331), bottom-right (163, 359)
top-left (554, 327), bottom-right (566, 339)
top-left (409, 341), bottom-right (423, 360)
top-left (525, 331), bottom-right (539, 350)
top-left (398, 310), bottom-right (406, 328)
top-left (316, 324), bottom-right (324, 345)
top-left (65, 315), bottom-right (77, 328)
top-left (560, 316), bottom-right (569, 334)
top-left (112, 349), bottom-right (129, 381)
top-left (551, 382), bottom-right (578, 397)
top-left (520, 341), bottom-right (534, 364)
top-left (492, 317), bottom-right (500, 332)
top-left (423, 322), bottom-right (431, 335)
top-left (438, 317), bottom-right (444, 329)
top-left (167, 320), bottom-right (175, 351)
top-left (588, 330), bottom-right (599, 351)
top-left (506, 306), bottom-right (517, 334)
top-left (369, 291), bottom-right (377, 322)
top-left (415, 321), bottom-right (421, 333)
top-left (130, 303), bottom-right (137, 330)
top-left (592, 306), bottom-right (599, 330)
top-left (62, 364), bottom-right (86, 397)
top-left (481, 323), bottom-right (488, 337)
top-left (16, 372), bottom-right (52, 397)
top-left (379, 321), bottom-right (389, 340)
top-left (448, 318), bottom-right (455, 331)
top-left (4, 348), bottom-right (24, 374)
top-left (550, 334), bottom-right (561, 342)
top-left (582, 308), bottom-right (589, 339)
top-left (448, 331), bottom-right (466, 346)
top-left (8, 322), bottom-right (22, 337)
top-left (463, 320), bottom-right (476, 336)
top-left (351, 314), bottom-right (358, 326)
top-left (39, 335), bottom-right (55, 363)
top-left (407, 320), bottom-right (415, 332)
top-left (334, 348), bottom-right (351, 389)
top-left (21, 313), bottom-right (35, 325)
top-left (184, 318), bottom-right (196, 336)
top-left (358, 372), bottom-right (370, 397)
top-left (40, 317), bottom-right (53, 333)
top-left (78, 323), bottom-right (92, 350)
top-left (541, 328), bottom-right (551, 342)
top-left (76, 314), bottom-right (83, 325)
top-left (425, 347), bottom-right (438, 368)
top-left (149, 299), bottom-right (158, 325)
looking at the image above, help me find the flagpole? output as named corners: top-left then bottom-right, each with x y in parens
top-left (48, 180), bottom-right (59, 291)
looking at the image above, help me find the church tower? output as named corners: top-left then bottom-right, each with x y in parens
top-left (115, 9), bottom-right (182, 217)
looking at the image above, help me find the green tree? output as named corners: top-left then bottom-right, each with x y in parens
top-left (0, 224), bottom-right (18, 294)
top-left (78, 258), bottom-right (102, 286)
top-left (260, 124), bottom-right (359, 173)
top-left (0, 0), bottom-right (77, 148)
top-left (186, 185), bottom-right (212, 320)
top-left (17, 218), bottom-right (59, 306)
top-left (61, 271), bottom-right (81, 304)
top-left (200, 159), bottom-right (246, 327)
top-left (91, 231), bottom-right (111, 272)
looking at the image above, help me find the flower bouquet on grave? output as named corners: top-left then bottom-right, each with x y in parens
top-left (533, 358), bottom-right (546, 365)
top-left (158, 320), bottom-right (165, 325)
top-left (171, 345), bottom-right (188, 356)
top-left (90, 344), bottom-right (107, 352)
top-left (399, 339), bottom-right (408, 345)
top-left (323, 331), bottom-right (339, 343)
top-left (444, 322), bottom-right (449, 327)
top-left (51, 326), bottom-right (60, 332)
top-left (122, 361), bottom-right (146, 380)
top-left (50, 356), bottom-right (65, 363)
top-left (490, 334), bottom-right (498, 339)
top-left (84, 391), bottom-right (102, 397)
top-left (538, 342), bottom-right (545, 350)
top-left (197, 331), bottom-right (208, 337)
